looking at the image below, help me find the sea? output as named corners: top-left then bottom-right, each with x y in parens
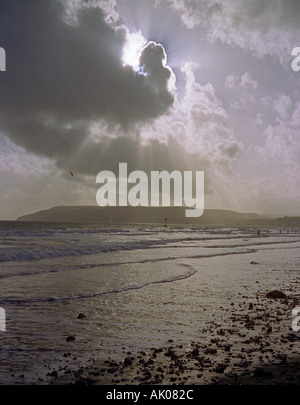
top-left (0, 221), bottom-right (299, 384)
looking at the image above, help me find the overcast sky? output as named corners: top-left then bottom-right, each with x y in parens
top-left (0, 0), bottom-right (300, 219)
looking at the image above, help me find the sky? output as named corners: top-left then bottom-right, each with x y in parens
top-left (0, 0), bottom-right (300, 220)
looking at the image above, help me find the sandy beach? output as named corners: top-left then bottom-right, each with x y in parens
top-left (47, 270), bottom-right (300, 386)
top-left (0, 224), bottom-right (299, 386)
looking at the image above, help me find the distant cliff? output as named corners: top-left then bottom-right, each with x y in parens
top-left (15, 205), bottom-right (300, 226)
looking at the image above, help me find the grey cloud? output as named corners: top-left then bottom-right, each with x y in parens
top-left (273, 95), bottom-right (292, 121)
top-left (158, 0), bottom-right (300, 65)
top-left (140, 42), bottom-right (174, 97)
top-left (176, 63), bottom-right (242, 167)
top-left (225, 73), bottom-right (257, 90)
top-left (0, 0), bottom-right (174, 160)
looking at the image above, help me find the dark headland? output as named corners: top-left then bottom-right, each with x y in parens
top-left (16, 206), bottom-right (300, 227)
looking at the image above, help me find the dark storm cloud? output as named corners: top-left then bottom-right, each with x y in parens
top-left (0, 0), bottom-right (174, 159)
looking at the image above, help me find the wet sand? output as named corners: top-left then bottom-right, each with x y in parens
top-left (46, 286), bottom-right (300, 385)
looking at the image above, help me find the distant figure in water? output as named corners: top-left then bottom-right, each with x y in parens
top-left (257, 230), bottom-right (261, 236)
top-left (164, 218), bottom-right (168, 228)
top-left (280, 230), bottom-right (282, 234)
top-left (69, 172), bottom-right (74, 177)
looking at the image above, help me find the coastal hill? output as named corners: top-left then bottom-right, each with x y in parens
top-left (16, 206), bottom-right (300, 226)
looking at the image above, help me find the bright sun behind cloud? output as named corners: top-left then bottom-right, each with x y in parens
top-left (122, 30), bottom-right (147, 72)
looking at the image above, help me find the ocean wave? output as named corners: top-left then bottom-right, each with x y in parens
top-left (0, 248), bottom-right (260, 280)
top-left (0, 264), bottom-right (197, 304)
top-left (0, 235), bottom-right (238, 263)
top-left (0, 239), bottom-right (166, 262)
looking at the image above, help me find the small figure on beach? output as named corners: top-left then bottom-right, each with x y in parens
top-left (164, 218), bottom-right (168, 228)
top-left (257, 229), bottom-right (261, 236)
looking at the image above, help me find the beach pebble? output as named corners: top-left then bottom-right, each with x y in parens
top-left (266, 290), bottom-right (287, 299)
top-left (123, 357), bottom-right (133, 367)
top-left (50, 371), bottom-right (58, 377)
top-left (215, 364), bottom-right (227, 374)
top-left (205, 348), bottom-right (217, 355)
top-left (191, 348), bottom-right (199, 357)
top-left (253, 368), bottom-right (273, 378)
